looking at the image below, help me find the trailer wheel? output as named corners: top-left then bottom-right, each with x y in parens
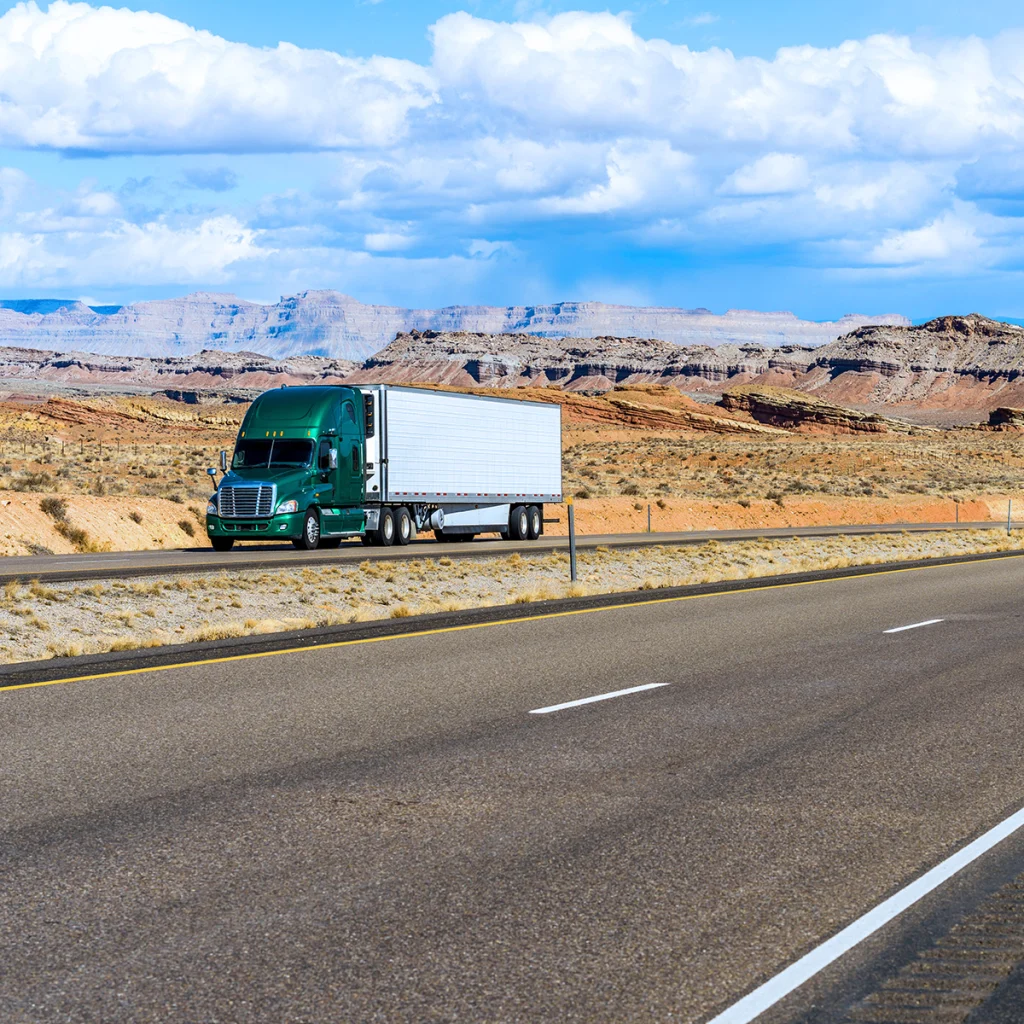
top-left (527, 505), bottom-right (542, 540)
top-left (211, 537), bottom-right (234, 552)
top-left (378, 507), bottom-right (396, 547)
top-left (395, 507), bottom-right (413, 546)
top-left (508, 505), bottom-right (529, 541)
top-left (292, 509), bottom-right (321, 550)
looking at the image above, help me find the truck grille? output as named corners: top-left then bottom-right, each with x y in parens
top-left (218, 484), bottom-right (275, 518)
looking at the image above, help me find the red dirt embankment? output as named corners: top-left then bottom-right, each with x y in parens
top-left (544, 495), bottom-right (1018, 537)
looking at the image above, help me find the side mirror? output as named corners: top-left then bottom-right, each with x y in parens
top-left (220, 450), bottom-right (227, 472)
top-left (206, 467), bottom-right (217, 478)
top-left (328, 449), bottom-right (339, 470)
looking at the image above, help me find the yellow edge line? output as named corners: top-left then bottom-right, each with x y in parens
top-left (3, 551), bottom-right (1022, 695)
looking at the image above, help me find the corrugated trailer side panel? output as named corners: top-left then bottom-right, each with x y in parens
top-left (383, 388), bottom-right (562, 503)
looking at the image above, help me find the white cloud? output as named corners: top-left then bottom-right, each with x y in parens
top-left (720, 153), bottom-right (809, 195)
top-left (2, 6), bottom-right (1024, 292)
top-left (363, 231), bottom-right (416, 251)
top-left (0, 1), bottom-right (436, 152)
top-left (685, 13), bottom-right (719, 26)
top-left (0, 213), bottom-right (267, 287)
top-left (535, 141), bottom-right (696, 215)
top-left (430, 13), bottom-right (1024, 158)
top-left (867, 209), bottom-right (986, 267)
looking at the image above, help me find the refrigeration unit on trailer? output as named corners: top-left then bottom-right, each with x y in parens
top-left (205, 384), bottom-right (562, 550)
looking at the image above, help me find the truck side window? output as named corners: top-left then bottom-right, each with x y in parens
top-left (318, 439), bottom-right (331, 470)
top-left (342, 401), bottom-right (357, 429)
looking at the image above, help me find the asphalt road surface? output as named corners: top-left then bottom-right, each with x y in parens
top-left (5, 554), bottom-right (1024, 1022)
top-left (0, 519), bottom-right (1016, 584)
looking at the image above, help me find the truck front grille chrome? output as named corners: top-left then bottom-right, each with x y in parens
top-left (218, 484), bottom-right (275, 518)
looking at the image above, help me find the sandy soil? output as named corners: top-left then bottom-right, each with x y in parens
top-left (544, 494), bottom-right (1022, 536)
top-left (3, 529), bottom-right (1018, 665)
top-left (0, 493), bottom-right (206, 556)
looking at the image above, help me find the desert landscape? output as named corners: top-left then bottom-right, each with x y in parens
top-left (1, 314), bottom-right (1024, 556)
top-left (0, 376), bottom-right (1021, 557)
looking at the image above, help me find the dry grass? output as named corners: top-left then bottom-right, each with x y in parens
top-left (561, 431), bottom-right (1024, 504)
top-left (1, 528), bottom-right (1020, 665)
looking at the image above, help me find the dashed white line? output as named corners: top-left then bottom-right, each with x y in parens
top-left (707, 803), bottom-right (1024, 1024)
top-left (884, 618), bottom-right (945, 634)
top-left (528, 682), bottom-right (669, 715)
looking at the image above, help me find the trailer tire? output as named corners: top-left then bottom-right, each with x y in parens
top-left (292, 509), bottom-right (321, 550)
top-left (210, 537), bottom-right (234, 552)
top-left (395, 507), bottom-right (413, 545)
top-left (378, 507), bottom-right (396, 547)
top-left (527, 505), bottom-right (542, 540)
top-left (508, 504), bottom-right (529, 541)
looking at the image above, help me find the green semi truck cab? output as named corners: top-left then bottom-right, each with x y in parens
top-left (206, 386), bottom-right (367, 551)
top-left (206, 383), bottom-right (563, 551)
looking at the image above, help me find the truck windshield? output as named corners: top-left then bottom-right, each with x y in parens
top-left (232, 439), bottom-right (314, 468)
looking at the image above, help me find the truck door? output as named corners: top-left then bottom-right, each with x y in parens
top-left (337, 396), bottom-right (364, 529)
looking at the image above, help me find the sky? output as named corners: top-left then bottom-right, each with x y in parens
top-left (0, 1), bottom-right (1023, 320)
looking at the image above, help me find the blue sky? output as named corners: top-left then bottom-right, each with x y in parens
top-left (0, 0), bottom-right (1023, 319)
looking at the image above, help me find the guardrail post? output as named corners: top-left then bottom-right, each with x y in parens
top-left (567, 496), bottom-right (577, 582)
top-left (1009, 499), bottom-right (1013, 536)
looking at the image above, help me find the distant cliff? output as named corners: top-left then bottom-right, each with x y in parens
top-left (0, 291), bottom-right (908, 361)
top-left (2, 314), bottom-right (1021, 422)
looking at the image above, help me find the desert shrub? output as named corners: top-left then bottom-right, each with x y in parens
top-left (621, 482), bottom-right (641, 496)
top-left (39, 496), bottom-right (67, 521)
top-left (12, 471), bottom-right (54, 492)
top-left (55, 521), bottom-right (90, 549)
top-left (128, 510), bottom-right (143, 524)
top-left (178, 519), bottom-right (195, 538)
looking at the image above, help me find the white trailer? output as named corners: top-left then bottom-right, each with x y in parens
top-left (357, 385), bottom-right (562, 542)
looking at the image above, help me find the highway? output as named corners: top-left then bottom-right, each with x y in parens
top-left (5, 554), bottom-right (1024, 1021)
top-left (0, 518), bottom-right (1016, 584)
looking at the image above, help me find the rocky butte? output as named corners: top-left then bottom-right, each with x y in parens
top-left (0, 313), bottom-right (1019, 424)
top-left (0, 292), bottom-right (908, 361)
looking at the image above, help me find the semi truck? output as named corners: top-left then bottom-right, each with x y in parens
top-left (205, 384), bottom-right (563, 550)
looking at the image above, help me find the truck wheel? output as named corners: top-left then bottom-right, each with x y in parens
top-left (292, 509), bottom-right (321, 550)
top-left (378, 507), bottom-right (396, 547)
top-left (508, 505), bottom-right (529, 541)
top-left (361, 533), bottom-right (375, 546)
top-left (395, 507), bottom-right (413, 545)
top-left (211, 537), bottom-right (234, 552)
top-left (527, 505), bottom-right (542, 540)
top-left (433, 529), bottom-right (445, 542)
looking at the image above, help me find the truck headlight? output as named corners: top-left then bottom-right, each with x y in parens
top-left (206, 502), bottom-right (218, 515)
top-left (276, 500), bottom-right (298, 515)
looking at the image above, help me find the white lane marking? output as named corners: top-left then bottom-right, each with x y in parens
top-left (707, 804), bottom-right (1024, 1024)
top-left (529, 682), bottom-right (669, 715)
top-left (884, 618), bottom-right (945, 634)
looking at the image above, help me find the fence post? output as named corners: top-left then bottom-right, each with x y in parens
top-left (1009, 499), bottom-right (1013, 536)
top-left (567, 496), bottom-right (577, 583)
top-left (647, 503), bottom-right (651, 533)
